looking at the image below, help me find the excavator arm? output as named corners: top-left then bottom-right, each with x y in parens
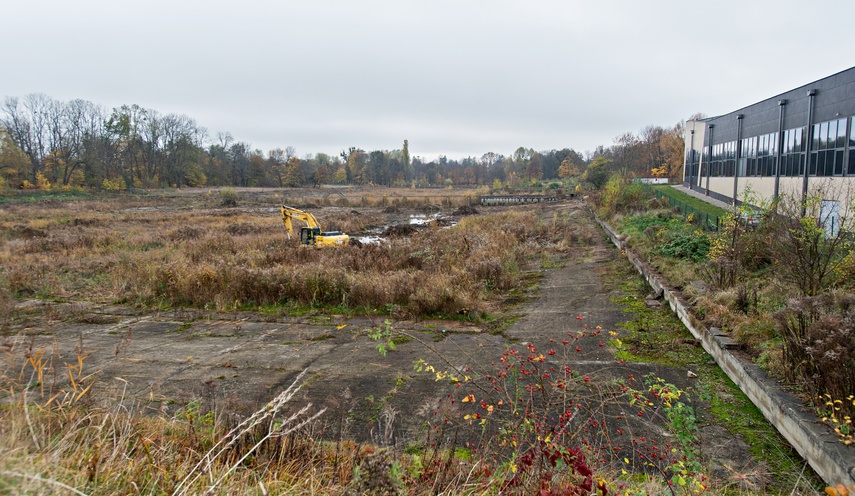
top-left (281, 205), bottom-right (322, 238)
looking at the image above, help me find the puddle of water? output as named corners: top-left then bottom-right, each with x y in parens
top-left (409, 214), bottom-right (441, 225)
top-left (357, 236), bottom-right (388, 245)
top-left (122, 206), bottom-right (165, 212)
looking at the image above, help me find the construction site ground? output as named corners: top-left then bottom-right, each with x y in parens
top-left (1, 193), bottom-right (809, 490)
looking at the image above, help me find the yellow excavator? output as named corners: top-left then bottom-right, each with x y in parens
top-left (280, 205), bottom-right (350, 247)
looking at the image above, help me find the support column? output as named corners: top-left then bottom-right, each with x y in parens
top-left (802, 90), bottom-right (817, 215)
top-left (733, 114), bottom-right (744, 206)
top-left (705, 124), bottom-right (714, 195)
top-left (774, 99), bottom-right (787, 200)
top-left (689, 128), bottom-right (697, 189)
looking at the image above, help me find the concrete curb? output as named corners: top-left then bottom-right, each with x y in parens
top-left (595, 215), bottom-right (855, 487)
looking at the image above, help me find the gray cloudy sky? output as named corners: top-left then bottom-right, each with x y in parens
top-left (4, 1), bottom-right (855, 161)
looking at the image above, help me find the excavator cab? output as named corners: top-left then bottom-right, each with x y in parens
top-left (300, 227), bottom-right (321, 245)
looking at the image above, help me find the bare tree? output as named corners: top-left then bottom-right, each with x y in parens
top-left (1, 94), bottom-right (52, 183)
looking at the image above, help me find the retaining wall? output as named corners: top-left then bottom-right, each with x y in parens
top-left (479, 194), bottom-right (571, 206)
top-left (595, 216), bottom-right (855, 487)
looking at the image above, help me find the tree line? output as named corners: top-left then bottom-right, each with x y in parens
top-left (0, 93), bottom-right (688, 191)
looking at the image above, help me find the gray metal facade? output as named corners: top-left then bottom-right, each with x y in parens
top-left (685, 66), bottom-right (855, 204)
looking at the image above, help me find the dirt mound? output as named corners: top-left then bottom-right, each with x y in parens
top-left (420, 204), bottom-right (441, 213)
top-left (384, 224), bottom-right (419, 237)
top-left (9, 225), bottom-right (48, 239)
top-left (225, 222), bottom-right (255, 236)
top-left (169, 226), bottom-right (205, 241)
top-left (453, 205), bottom-right (479, 216)
top-left (72, 218), bottom-right (101, 227)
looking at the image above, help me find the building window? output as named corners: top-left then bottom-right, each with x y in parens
top-left (707, 141), bottom-right (736, 177)
top-left (781, 127), bottom-right (806, 176)
top-left (739, 134), bottom-right (776, 177)
top-left (809, 118), bottom-right (847, 176)
top-left (849, 117), bottom-right (855, 175)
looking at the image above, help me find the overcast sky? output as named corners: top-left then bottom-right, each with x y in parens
top-left (4, 1), bottom-right (855, 161)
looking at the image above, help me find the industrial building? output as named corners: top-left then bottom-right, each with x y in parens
top-left (684, 67), bottom-right (855, 216)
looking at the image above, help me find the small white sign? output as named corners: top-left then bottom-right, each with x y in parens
top-left (820, 200), bottom-right (840, 238)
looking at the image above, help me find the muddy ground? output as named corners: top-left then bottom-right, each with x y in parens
top-left (1, 197), bottom-right (799, 490)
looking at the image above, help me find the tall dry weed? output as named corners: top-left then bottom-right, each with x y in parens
top-left (109, 208), bottom-right (589, 316)
top-left (0, 339), bottom-right (336, 495)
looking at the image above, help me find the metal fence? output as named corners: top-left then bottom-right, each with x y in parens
top-left (652, 189), bottom-right (722, 231)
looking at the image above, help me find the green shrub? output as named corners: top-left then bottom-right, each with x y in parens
top-left (655, 231), bottom-right (710, 262)
top-left (599, 174), bottom-right (651, 217)
top-left (219, 187), bottom-right (238, 206)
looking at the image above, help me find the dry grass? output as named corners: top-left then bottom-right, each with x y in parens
top-left (0, 338), bottom-right (347, 495)
top-left (1, 195), bottom-right (593, 318)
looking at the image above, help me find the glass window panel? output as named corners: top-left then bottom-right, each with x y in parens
top-left (851, 118), bottom-right (855, 147)
top-left (849, 150), bottom-right (855, 175)
top-left (797, 128), bottom-right (804, 151)
top-left (838, 119), bottom-right (848, 148)
top-left (770, 156), bottom-right (778, 177)
top-left (835, 150), bottom-right (844, 175)
top-left (812, 124), bottom-right (821, 150)
top-left (799, 153), bottom-right (806, 176)
top-left (809, 153), bottom-right (818, 175)
top-left (827, 120), bottom-right (837, 148)
top-left (817, 152), bottom-right (826, 176)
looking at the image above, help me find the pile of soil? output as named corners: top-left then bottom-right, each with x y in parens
top-left (384, 224), bottom-right (419, 236)
top-left (453, 205), bottom-right (479, 216)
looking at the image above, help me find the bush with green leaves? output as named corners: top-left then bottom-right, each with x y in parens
top-left (655, 231), bottom-right (710, 262)
top-left (599, 174), bottom-right (651, 217)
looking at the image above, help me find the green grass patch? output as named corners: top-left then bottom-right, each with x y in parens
top-left (0, 190), bottom-right (95, 203)
top-left (652, 185), bottom-right (728, 218)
